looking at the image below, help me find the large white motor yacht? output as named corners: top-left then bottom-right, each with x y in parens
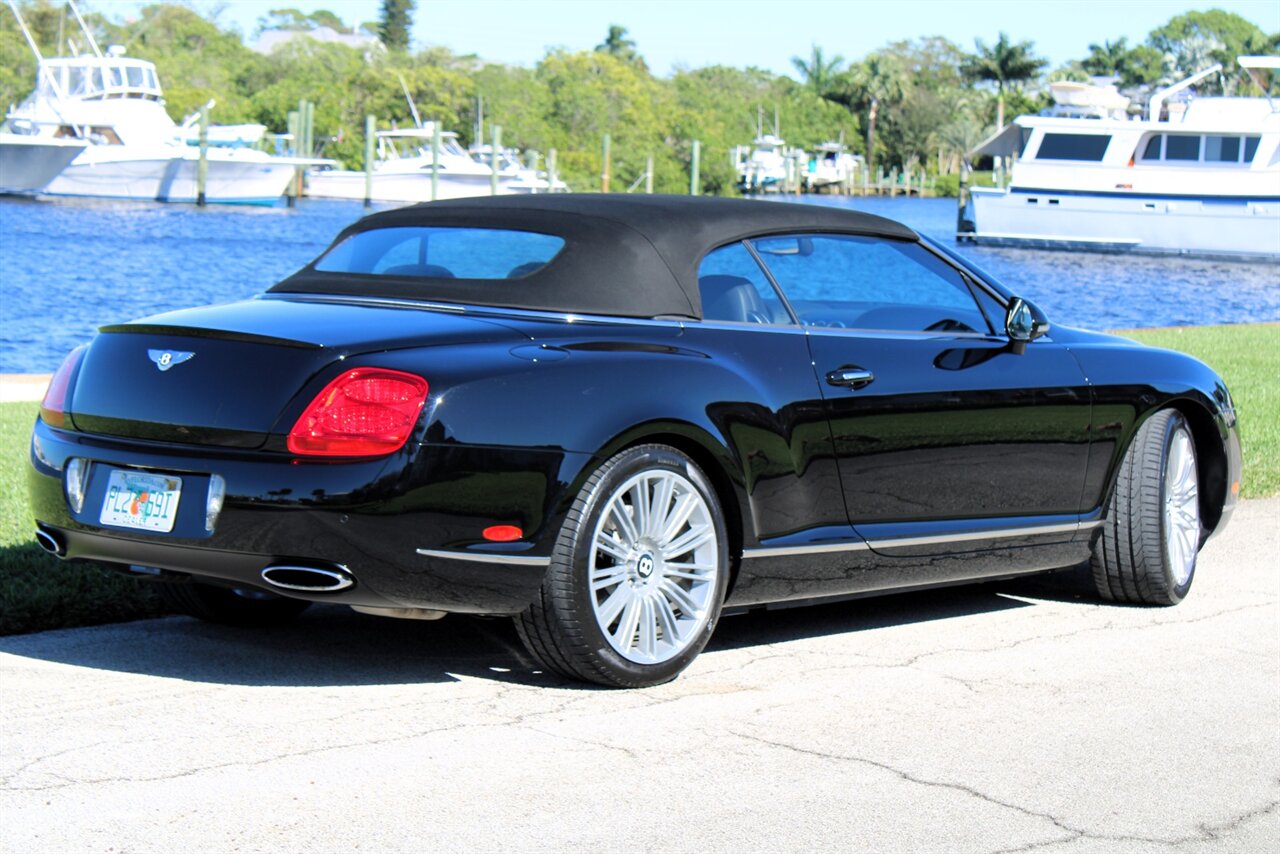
top-left (963, 57), bottom-right (1280, 260)
top-left (6, 48), bottom-right (297, 204)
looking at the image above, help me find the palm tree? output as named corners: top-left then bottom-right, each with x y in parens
top-left (596, 25), bottom-right (639, 63)
top-left (846, 53), bottom-right (907, 174)
top-left (1082, 38), bottom-right (1130, 76)
top-left (791, 45), bottom-right (845, 98)
top-left (961, 32), bottom-right (1047, 129)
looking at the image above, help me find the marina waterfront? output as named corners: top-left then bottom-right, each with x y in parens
top-left (2, 194), bottom-right (1278, 374)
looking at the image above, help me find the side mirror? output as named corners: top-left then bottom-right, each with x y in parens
top-left (1005, 297), bottom-right (1050, 355)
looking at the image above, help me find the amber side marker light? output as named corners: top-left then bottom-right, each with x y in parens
top-left (483, 525), bottom-right (524, 542)
top-left (40, 345), bottom-right (88, 429)
top-left (288, 368), bottom-right (429, 457)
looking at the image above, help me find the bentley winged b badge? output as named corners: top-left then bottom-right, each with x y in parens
top-left (147, 349), bottom-right (195, 372)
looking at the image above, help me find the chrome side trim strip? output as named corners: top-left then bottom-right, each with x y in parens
top-left (742, 521), bottom-right (1085, 559)
top-left (870, 522), bottom-right (1082, 550)
top-left (416, 548), bottom-right (552, 567)
top-left (743, 541), bottom-right (872, 559)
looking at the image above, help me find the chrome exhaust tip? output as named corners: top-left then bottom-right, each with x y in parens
top-left (34, 527), bottom-right (65, 558)
top-left (260, 564), bottom-right (354, 593)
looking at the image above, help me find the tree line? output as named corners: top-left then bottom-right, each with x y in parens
top-left (0, 2), bottom-right (1274, 194)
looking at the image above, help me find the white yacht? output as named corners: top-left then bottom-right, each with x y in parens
top-left (963, 57), bottom-right (1280, 260)
top-left (468, 142), bottom-right (568, 194)
top-left (804, 140), bottom-right (861, 192)
top-left (6, 49), bottom-right (298, 204)
top-left (307, 126), bottom-right (512, 202)
top-left (0, 133), bottom-right (85, 194)
top-left (734, 132), bottom-right (791, 192)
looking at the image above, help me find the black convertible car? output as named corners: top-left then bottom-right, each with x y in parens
top-left (29, 195), bottom-right (1241, 687)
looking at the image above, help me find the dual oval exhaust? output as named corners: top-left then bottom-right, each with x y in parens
top-left (34, 527), bottom-right (65, 557)
top-left (260, 564), bottom-right (354, 593)
top-left (32, 527), bottom-right (353, 594)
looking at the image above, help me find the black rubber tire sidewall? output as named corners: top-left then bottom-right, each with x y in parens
top-left (551, 445), bottom-right (730, 687)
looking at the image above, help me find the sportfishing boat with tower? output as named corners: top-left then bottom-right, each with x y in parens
top-left (804, 138), bottom-right (861, 192)
top-left (734, 108), bottom-right (799, 193)
top-left (4, 1), bottom-right (298, 204)
top-left (962, 57), bottom-right (1280, 260)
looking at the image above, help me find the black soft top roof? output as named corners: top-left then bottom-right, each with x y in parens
top-left (270, 194), bottom-right (920, 319)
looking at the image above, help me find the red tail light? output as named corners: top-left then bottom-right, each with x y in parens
top-left (40, 345), bottom-right (87, 429)
top-left (287, 368), bottom-right (429, 457)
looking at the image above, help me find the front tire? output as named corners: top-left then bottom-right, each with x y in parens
top-left (1091, 409), bottom-right (1202, 605)
top-left (159, 580), bottom-right (312, 626)
top-left (515, 444), bottom-right (729, 688)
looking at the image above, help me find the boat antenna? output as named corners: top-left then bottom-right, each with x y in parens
top-left (475, 95), bottom-right (483, 146)
top-left (774, 105), bottom-right (780, 138)
top-left (397, 73), bottom-right (423, 128)
top-left (67, 0), bottom-right (103, 59)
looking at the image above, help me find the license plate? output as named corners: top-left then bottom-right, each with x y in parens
top-left (99, 470), bottom-right (182, 533)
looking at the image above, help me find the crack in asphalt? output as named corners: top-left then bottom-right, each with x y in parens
top-left (729, 730), bottom-right (1280, 852)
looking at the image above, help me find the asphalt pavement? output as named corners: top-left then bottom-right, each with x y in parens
top-left (2, 498), bottom-right (1276, 852)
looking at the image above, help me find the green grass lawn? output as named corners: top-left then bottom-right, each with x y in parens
top-left (0, 401), bottom-right (165, 635)
top-left (1, 322), bottom-right (1275, 635)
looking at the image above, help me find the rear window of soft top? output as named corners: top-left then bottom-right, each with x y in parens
top-left (313, 226), bottom-right (566, 280)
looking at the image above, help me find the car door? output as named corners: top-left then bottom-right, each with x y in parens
top-left (748, 233), bottom-right (1093, 552)
top-left (689, 240), bottom-right (851, 544)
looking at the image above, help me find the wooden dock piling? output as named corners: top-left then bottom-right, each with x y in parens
top-left (601, 134), bottom-right (611, 193)
top-left (690, 140), bottom-right (700, 196)
top-left (363, 114), bottom-right (375, 208)
top-left (195, 102), bottom-right (208, 207)
top-left (490, 125), bottom-right (502, 196)
top-left (285, 109), bottom-right (299, 207)
top-left (431, 123), bottom-right (441, 201)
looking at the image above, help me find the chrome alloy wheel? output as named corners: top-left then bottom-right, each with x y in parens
top-left (588, 469), bottom-right (720, 664)
top-left (1163, 427), bottom-right (1200, 587)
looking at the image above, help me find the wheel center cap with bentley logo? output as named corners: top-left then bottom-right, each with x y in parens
top-left (636, 553), bottom-right (656, 579)
top-left (147, 349), bottom-right (195, 372)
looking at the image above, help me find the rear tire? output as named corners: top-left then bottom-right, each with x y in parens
top-left (515, 444), bottom-right (729, 688)
top-left (1091, 409), bottom-right (1201, 605)
top-left (159, 581), bottom-right (311, 626)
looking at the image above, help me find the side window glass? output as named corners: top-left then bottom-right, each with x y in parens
top-left (697, 242), bottom-right (793, 325)
top-left (750, 234), bottom-right (992, 334)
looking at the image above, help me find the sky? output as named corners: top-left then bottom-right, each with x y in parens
top-left (105, 0), bottom-right (1280, 77)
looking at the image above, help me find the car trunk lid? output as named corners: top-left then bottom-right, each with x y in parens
top-left (69, 296), bottom-right (527, 448)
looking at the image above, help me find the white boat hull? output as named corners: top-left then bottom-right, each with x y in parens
top-left (45, 149), bottom-right (295, 204)
top-left (307, 169), bottom-right (522, 202)
top-left (968, 187), bottom-right (1280, 260)
top-left (0, 135), bottom-right (86, 194)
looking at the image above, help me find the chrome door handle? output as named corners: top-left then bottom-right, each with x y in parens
top-left (826, 367), bottom-right (875, 389)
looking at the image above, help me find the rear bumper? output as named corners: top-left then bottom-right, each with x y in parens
top-left (29, 418), bottom-right (590, 615)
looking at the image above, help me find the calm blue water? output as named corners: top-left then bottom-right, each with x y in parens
top-left (1, 194), bottom-right (1277, 373)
